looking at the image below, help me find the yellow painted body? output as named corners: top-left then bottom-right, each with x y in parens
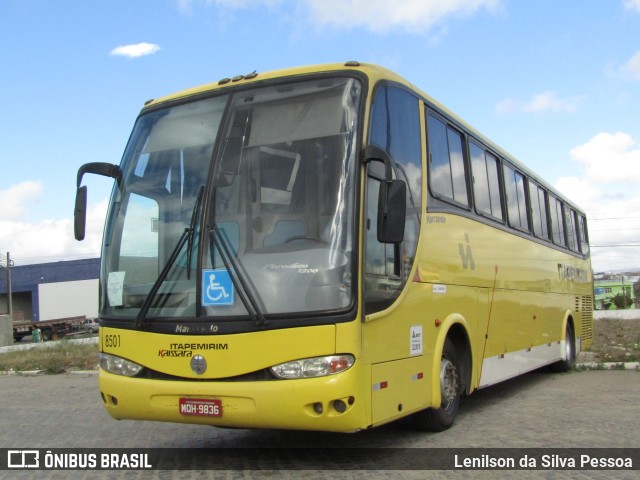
top-left (98, 62), bottom-right (593, 432)
top-left (100, 324), bottom-right (370, 432)
top-left (363, 212), bottom-right (593, 419)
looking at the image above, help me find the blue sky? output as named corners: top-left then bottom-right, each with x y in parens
top-left (1, 0), bottom-right (639, 272)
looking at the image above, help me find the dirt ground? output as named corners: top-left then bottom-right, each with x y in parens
top-left (587, 317), bottom-right (640, 363)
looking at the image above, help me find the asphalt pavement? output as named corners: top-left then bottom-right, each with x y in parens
top-left (0, 368), bottom-right (638, 479)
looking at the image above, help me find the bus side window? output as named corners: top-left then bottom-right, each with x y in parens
top-left (427, 113), bottom-right (469, 207)
top-left (579, 214), bottom-right (590, 255)
top-left (550, 195), bottom-right (566, 247)
top-left (503, 164), bottom-right (529, 232)
top-left (470, 141), bottom-right (503, 221)
top-left (530, 182), bottom-right (550, 240)
top-left (566, 208), bottom-right (580, 252)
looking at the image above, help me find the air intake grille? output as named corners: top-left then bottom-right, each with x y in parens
top-left (576, 295), bottom-right (594, 341)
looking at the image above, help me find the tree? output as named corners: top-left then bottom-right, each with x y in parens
top-left (612, 292), bottom-right (632, 309)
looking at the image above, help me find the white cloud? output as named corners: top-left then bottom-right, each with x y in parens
top-left (497, 91), bottom-right (584, 115)
top-left (177, 0), bottom-right (502, 33)
top-left (620, 51), bottom-right (640, 80)
top-left (555, 173), bottom-right (640, 273)
top-left (554, 176), bottom-right (602, 212)
top-left (555, 132), bottom-right (640, 272)
top-left (623, 0), bottom-right (640, 13)
top-left (304, 0), bottom-right (502, 33)
top-left (110, 42), bottom-right (161, 58)
top-left (178, 0), bottom-right (287, 14)
top-left (495, 98), bottom-right (520, 115)
top-left (0, 186), bottom-right (107, 265)
top-left (523, 91), bottom-right (583, 113)
top-left (569, 132), bottom-right (640, 184)
top-left (0, 181), bottom-right (43, 222)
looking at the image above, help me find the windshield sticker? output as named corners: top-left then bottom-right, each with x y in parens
top-left (107, 271), bottom-right (125, 307)
top-left (202, 269), bottom-right (234, 306)
top-left (263, 263), bottom-right (318, 274)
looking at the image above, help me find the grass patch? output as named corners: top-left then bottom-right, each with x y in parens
top-left (2, 317), bottom-right (639, 374)
top-left (0, 341), bottom-right (99, 374)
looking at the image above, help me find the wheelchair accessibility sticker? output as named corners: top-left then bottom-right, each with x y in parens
top-left (202, 269), bottom-right (234, 306)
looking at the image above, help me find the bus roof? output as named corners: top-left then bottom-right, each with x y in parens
top-left (142, 61), bottom-right (584, 214)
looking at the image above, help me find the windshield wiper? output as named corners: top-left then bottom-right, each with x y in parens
top-left (186, 186), bottom-right (205, 280)
top-left (210, 225), bottom-right (268, 326)
top-left (135, 186), bottom-right (204, 328)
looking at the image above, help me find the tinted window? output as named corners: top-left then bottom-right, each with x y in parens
top-left (566, 208), bottom-right (579, 252)
top-left (427, 113), bottom-right (468, 206)
top-left (550, 195), bottom-right (566, 246)
top-left (579, 215), bottom-right (590, 255)
top-left (530, 182), bottom-right (549, 240)
top-left (371, 86), bottom-right (422, 206)
top-left (366, 86), bottom-right (422, 313)
top-left (503, 164), bottom-right (529, 231)
top-left (470, 141), bottom-right (503, 220)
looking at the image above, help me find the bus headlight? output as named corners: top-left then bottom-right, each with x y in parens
top-left (99, 352), bottom-right (143, 377)
top-left (270, 355), bottom-right (354, 379)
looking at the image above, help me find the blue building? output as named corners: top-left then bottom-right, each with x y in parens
top-left (0, 258), bottom-right (100, 321)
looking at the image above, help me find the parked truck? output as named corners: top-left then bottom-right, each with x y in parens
top-left (13, 315), bottom-right (86, 342)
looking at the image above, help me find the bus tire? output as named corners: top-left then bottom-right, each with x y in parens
top-left (412, 338), bottom-right (461, 432)
top-left (551, 323), bottom-right (575, 372)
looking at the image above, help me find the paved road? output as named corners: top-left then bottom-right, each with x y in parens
top-left (0, 369), bottom-right (638, 479)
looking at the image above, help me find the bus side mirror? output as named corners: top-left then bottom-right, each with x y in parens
top-left (378, 179), bottom-right (406, 244)
top-left (74, 185), bottom-right (88, 241)
top-left (363, 145), bottom-right (407, 244)
top-left (74, 162), bottom-right (122, 241)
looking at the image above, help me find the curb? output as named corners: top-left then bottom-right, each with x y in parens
top-left (576, 362), bottom-right (640, 371)
top-left (0, 369), bottom-right (99, 376)
top-left (0, 336), bottom-right (99, 354)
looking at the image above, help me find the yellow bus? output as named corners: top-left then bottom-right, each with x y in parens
top-left (75, 61), bottom-right (593, 432)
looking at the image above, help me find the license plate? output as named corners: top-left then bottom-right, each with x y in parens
top-left (179, 398), bottom-right (222, 417)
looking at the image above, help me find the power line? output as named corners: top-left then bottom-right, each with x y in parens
top-left (589, 216), bottom-right (640, 221)
top-left (591, 244), bottom-right (640, 248)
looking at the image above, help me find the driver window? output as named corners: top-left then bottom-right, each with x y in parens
top-left (365, 85), bottom-right (422, 314)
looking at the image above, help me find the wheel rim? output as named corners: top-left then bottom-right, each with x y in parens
top-left (440, 358), bottom-right (458, 408)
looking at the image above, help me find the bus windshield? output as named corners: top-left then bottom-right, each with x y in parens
top-left (101, 77), bottom-right (361, 322)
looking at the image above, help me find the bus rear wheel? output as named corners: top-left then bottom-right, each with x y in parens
top-left (412, 338), bottom-right (461, 432)
top-left (551, 323), bottom-right (575, 372)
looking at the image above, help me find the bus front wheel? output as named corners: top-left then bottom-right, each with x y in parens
top-left (412, 338), bottom-right (461, 432)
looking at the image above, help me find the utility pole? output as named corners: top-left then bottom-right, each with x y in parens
top-left (6, 252), bottom-right (12, 320)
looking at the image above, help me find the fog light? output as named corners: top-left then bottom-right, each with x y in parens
top-left (333, 399), bottom-right (347, 413)
top-left (313, 402), bottom-right (323, 414)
